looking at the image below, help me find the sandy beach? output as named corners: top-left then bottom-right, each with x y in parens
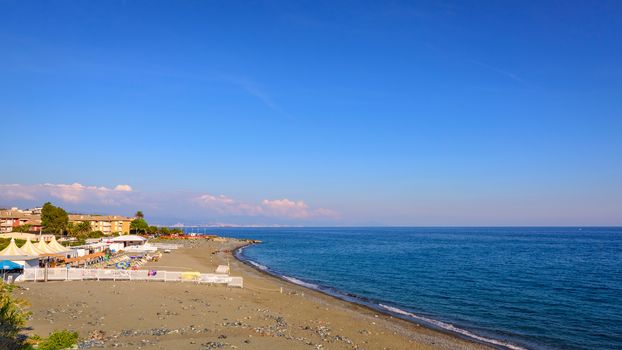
top-left (17, 238), bottom-right (493, 350)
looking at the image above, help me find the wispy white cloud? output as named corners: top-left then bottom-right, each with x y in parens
top-left (218, 74), bottom-right (290, 117)
top-left (0, 183), bottom-right (134, 205)
top-left (261, 198), bottom-right (310, 218)
top-left (195, 193), bottom-right (338, 220)
top-left (114, 184), bottom-right (133, 192)
top-left (195, 193), bottom-right (256, 215)
top-left (471, 60), bottom-right (525, 84)
top-left (260, 198), bottom-right (339, 219)
top-left (115, 66), bottom-right (290, 118)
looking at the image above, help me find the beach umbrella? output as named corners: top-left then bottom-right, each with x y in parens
top-left (0, 260), bottom-right (22, 270)
top-left (0, 259), bottom-right (22, 283)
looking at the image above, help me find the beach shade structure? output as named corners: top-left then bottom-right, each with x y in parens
top-left (0, 259), bottom-right (23, 283)
top-left (36, 237), bottom-right (57, 254)
top-left (47, 236), bottom-right (70, 253)
top-left (110, 235), bottom-right (147, 248)
top-left (20, 238), bottom-right (45, 256)
top-left (0, 238), bottom-right (29, 257)
top-left (0, 260), bottom-right (22, 271)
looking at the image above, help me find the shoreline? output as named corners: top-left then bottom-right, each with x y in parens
top-left (19, 237), bottom-right (498, 350)
top-left (232, 242), bottom-right (523, 350)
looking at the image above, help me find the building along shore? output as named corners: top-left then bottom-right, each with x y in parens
top-left (0, 207), bottom-right (133, 235)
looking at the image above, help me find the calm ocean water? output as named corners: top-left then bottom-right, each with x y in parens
top-left (189, 227), bottom-right (622, 350)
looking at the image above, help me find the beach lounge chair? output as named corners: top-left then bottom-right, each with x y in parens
top-left (215, 265), bottom-right (230, 274)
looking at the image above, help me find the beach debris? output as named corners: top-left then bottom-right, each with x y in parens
top-left (78, 339), bottom-right (106, 349)
top-left (254, 313), bottom-right (289, 337)
top-left (221, 320), bottom-right (249, 328)
top-left (201, 341), bottom-right (227, 349)
top-left (300, 323), bottom-right (356, 346)
top-left (334, 334), bottom-right (354, 345)
top-left (148, 328), bottom-right (170, 336)
top-left (89, 330), bottom-right (106, 340)
top-left (77, 331), bottom-right (108, 349)
top-left (77, 325), bottom-right (216, 348)
top-left (314, 325), bottom-right (331, 339)
top-left (119, 329), bottom-right (135, 337)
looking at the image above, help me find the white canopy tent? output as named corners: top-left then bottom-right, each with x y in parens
top-left (47, 236), bottom-right (70, 253)
top-left (110, 235), bottom-right (147, 247)
top-left (0, 238), bottom-right (28, 256)
top-left (36, 237), bottom-right (58, 254)
top-left (20, 239), bottom-right (44, 256)
top-left (0, 238), bottom-right (39, 268)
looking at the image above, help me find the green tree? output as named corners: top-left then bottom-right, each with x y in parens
top-left (41, 202), bottom-right (68, 235)
top-left (86, 231), bottom-right (105, 239)
top-left (134, 211), bottom-right (144, 219)
top-left (130, 218), bottom-right (148, 234)
top-left (72, 221), bottom-right (91, 237)
top-left (10, 224), bottom-right (31, 233)
top-left (66, 222), bottom-right (75, 236)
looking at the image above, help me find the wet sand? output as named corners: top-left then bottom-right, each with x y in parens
top-left (18, 238), bottom-right (493, 349)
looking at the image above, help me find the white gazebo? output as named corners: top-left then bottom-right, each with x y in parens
top-left (110, 235), bottom-right (147, 248)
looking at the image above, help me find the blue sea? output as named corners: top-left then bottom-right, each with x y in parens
top-left (187, 227), bottom-right (622, 350)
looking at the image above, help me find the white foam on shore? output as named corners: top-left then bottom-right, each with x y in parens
top-left (282, 275), bottom-right (320, 289)
top-left (235, 244), bottom-right (525, 349)
top-left (379, 304), bottom-right (527, 350)
top-left (234, 246), bottom-right (268, 271)
top-left (248, 260), bottom-right (269, 271)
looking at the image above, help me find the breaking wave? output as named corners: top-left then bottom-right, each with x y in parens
top-left (379, 304), bottom-right (527, 350)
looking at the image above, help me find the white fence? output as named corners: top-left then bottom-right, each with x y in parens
top-left (19, 268), bottom-right (243, 288)
top-left (150, 243), bottom-right (182, 250)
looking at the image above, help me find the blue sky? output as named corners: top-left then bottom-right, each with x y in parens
top-left (1, 1), bottom-right (621, 226)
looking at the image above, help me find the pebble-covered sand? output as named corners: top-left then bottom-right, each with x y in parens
top-left (17, 238), bottom-right (493, 350)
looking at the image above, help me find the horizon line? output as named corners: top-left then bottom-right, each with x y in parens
top-left (167, 225), bottom-right (622, 228)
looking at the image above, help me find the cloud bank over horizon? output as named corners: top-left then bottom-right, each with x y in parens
top-left (0, 183), bottom-right (339, 226)
top-left (1, 182), bottom-right (621, 226)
